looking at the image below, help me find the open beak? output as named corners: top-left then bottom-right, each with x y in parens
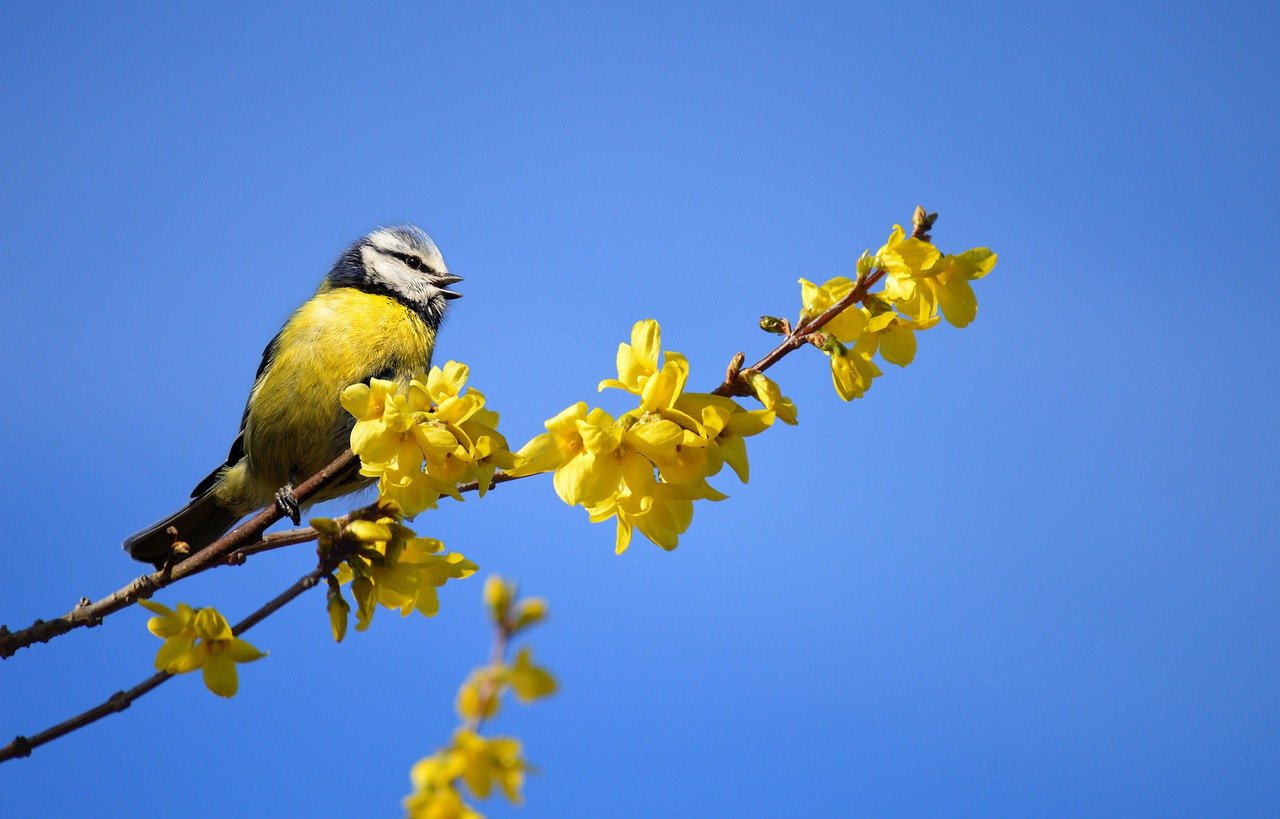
top-left (436, 273), bottom-right (464, 300)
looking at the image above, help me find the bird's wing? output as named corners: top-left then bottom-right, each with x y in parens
top-left (189, 330), bottom-right (283, 498)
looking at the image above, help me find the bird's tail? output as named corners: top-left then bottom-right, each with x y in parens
top-left (122, 490), bottom-right (241, 569)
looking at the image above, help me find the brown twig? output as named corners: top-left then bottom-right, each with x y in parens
top-left (464, 608), bottom-right (515, 734)
top-left (711, 205), bottom-right (935, 397)
top-left (225, 527), bottom-right (322, 565)
top-left (0, 545), bottom-right (349, 763)
top-left (710, 268), bottom-right (887, 396)
top-left (0, 449), bottom-right (359, 660)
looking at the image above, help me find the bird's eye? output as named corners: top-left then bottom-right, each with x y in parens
top-left (403, 255), bottom-right (422, 270)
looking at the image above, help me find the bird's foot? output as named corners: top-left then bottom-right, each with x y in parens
top-left (275, 484), bottom-right (302, 525)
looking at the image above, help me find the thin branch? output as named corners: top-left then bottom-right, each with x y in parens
top-left (0, 449), bottom-right (358, 660)
top-left (464, 610), bottom-right (514, 735)
top-left (226, 527), bottom-right (321, 565)
top-left (711, 268), bottom-right (887, 397)
top-left (0, 548), bottom-right (346, 763)
top-left (710, 205), bottom-right (934, 397)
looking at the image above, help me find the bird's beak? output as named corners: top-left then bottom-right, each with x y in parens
top-left (436, 274), bottom-right (464, 300)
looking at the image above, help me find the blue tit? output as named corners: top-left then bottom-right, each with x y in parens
top-left (123, 224), bottom-right (462, 567)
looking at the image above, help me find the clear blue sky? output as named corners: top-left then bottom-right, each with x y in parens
top-left (2, 2), bottom-right (1277, 815)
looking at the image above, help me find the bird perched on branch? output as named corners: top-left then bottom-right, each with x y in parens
top-left (123, 225), bottom-right (462, 567)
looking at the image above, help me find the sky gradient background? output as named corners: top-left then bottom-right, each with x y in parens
top-left (1, 2), bottom-right (1278, 816)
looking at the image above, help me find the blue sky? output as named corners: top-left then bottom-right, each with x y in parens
top-left (1, 2), bottom-right (1277, 815)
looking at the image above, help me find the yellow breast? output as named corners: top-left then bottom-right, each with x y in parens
top-left (216, 288), bottom-right (434, 511)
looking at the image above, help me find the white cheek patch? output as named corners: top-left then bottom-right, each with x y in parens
top-left (359, 245), bottom-right (441, 303)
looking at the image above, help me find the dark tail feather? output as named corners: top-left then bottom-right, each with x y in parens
top-left (123, 491), bottom-right (241, 569)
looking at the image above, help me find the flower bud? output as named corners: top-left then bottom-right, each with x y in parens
top-left (512, 598), bottom-right (549, 632)
top-left (327, 591), bottom-right (350, 643)
top-left (484, 575), bottom-right (515, 624)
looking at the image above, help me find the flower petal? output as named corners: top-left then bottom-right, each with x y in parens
top-left (202, 651), bottom-right (239, 697)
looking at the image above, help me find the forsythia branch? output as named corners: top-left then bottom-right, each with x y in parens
top-left (0, 535), bottom-right (357, 763)
top-left (708, 204), bottom-right (937, 398)
top-left (0, 449), bottom-right (360, 660)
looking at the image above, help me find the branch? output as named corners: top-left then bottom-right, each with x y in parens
top-left (712, 205), bottom-right (934, 397)
top-left (0, 546), bottom-right (347, 763)
top-left (0, 449), bottom-right (358, 659)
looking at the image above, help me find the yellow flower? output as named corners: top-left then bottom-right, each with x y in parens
top-left (342, 362), bottom-right (517, 516)
top-left (140, 600), bottom-right (266, 697)
top-left (747, 372), bottom-right (798, 425)
top-left (405, 756), bottom-right (482, 819)
top-left (326, 586), bottom-right (350, 643)
top-left (330, 513), bottom-right (477, 631)
top-left (861, 309), bottom-right (941, 367)
top-left (403, 782), bottom-right (481, 819)
top-left (341, 378), bottom-right (424, 471)
top-left (421, 360), bottom-right (471, 403)
top-left (511, 597), bottom-right (548, 632)
top-left (588, 480), bottom-right (715, 553)
top-left (798, 277), bottom-right (868, 343)
top-left (597, 318), bottom-right (662, 395)
top-left (923, 247), bottom-right (998, 328)
top-left (483, 574), bottom-right (515, 623)
top-left (827, 343), bottom-right (882, 401)
top-left (508, 646), bottom-right (557, 703)
top-left (450, 730), bottom-right (527, 803)
top-left (877, 225), bottom-right (944, 322)
top-left (598, 319), bottom-right (690, 412)
top-left (523, 406), bottom-right (674, 508)
top-left (508, 401), bottom-right (591, 477)
top-left (455, 667), bottom-right (502, 723)
top-left (669, 392), bottom-right (774, 482)
top-left (372, 466), bottom-right (454, 518)
top-left (876, 223), bottom-right (941, 280)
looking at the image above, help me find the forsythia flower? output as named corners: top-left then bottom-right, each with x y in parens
top-left (341, 362), bottom-right (517, 517)
top-left (405, 733), bottom-right (527, 816)
top-left (923, 246), bottom-right (998, 328)
top-left (450, 731), bottom-right (528, 803)
top-left (407, 579), bottom-right (555, 818)
top-left (859, 306), bottom-right (941, 367)
top-left (140, 600), bottom-right (266, 697)
top-left (747, 372), bottom-right (799, 425)
top-left (798, 222), bottom-right (996, 400)
top-left (508, 646), bottom-right (558, 702)
top-left (457, 578), bottom-right (558, 721)
top-left (513, 320), bottom-right (796, 553)
top-left (875, 224), bottom-right (997, 326)
top-left (799, 276), bottom-right (869, 343)
top-left (320, 509), bottom-right (477, 637)
top-left (451, 647), bottom-right (558, 720)
top-left (404, 780), bottom-right (481, 819)
top-left (827, 342), bottom-right (882, 401)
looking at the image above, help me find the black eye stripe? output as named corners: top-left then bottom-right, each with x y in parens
top-left (376, 247), bottom-right (439, 277)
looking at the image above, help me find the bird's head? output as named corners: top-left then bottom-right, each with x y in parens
top-left (326, 224), bottom-right (463, 326)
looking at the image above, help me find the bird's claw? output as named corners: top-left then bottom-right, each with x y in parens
top-left (275, 485), bottom-right (301, 525)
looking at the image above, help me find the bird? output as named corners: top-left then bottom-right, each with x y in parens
top-left (123, 224), bottom-right (462, 567)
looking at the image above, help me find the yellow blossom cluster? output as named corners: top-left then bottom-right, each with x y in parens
top-left (405, 730), bottom-right (526, 818)
top-left (798, 225), bottom-right (997, 400)
top-left (341, 362), bottom-right (516, 517)
top-left (510, 320), bottom-right (797, 553)
top-left (315, 506), bottom-right (477, 640)
top-left (404, 576), bottom-right (555, 819)
top-left (139, 600), bottom-right (266, 697)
